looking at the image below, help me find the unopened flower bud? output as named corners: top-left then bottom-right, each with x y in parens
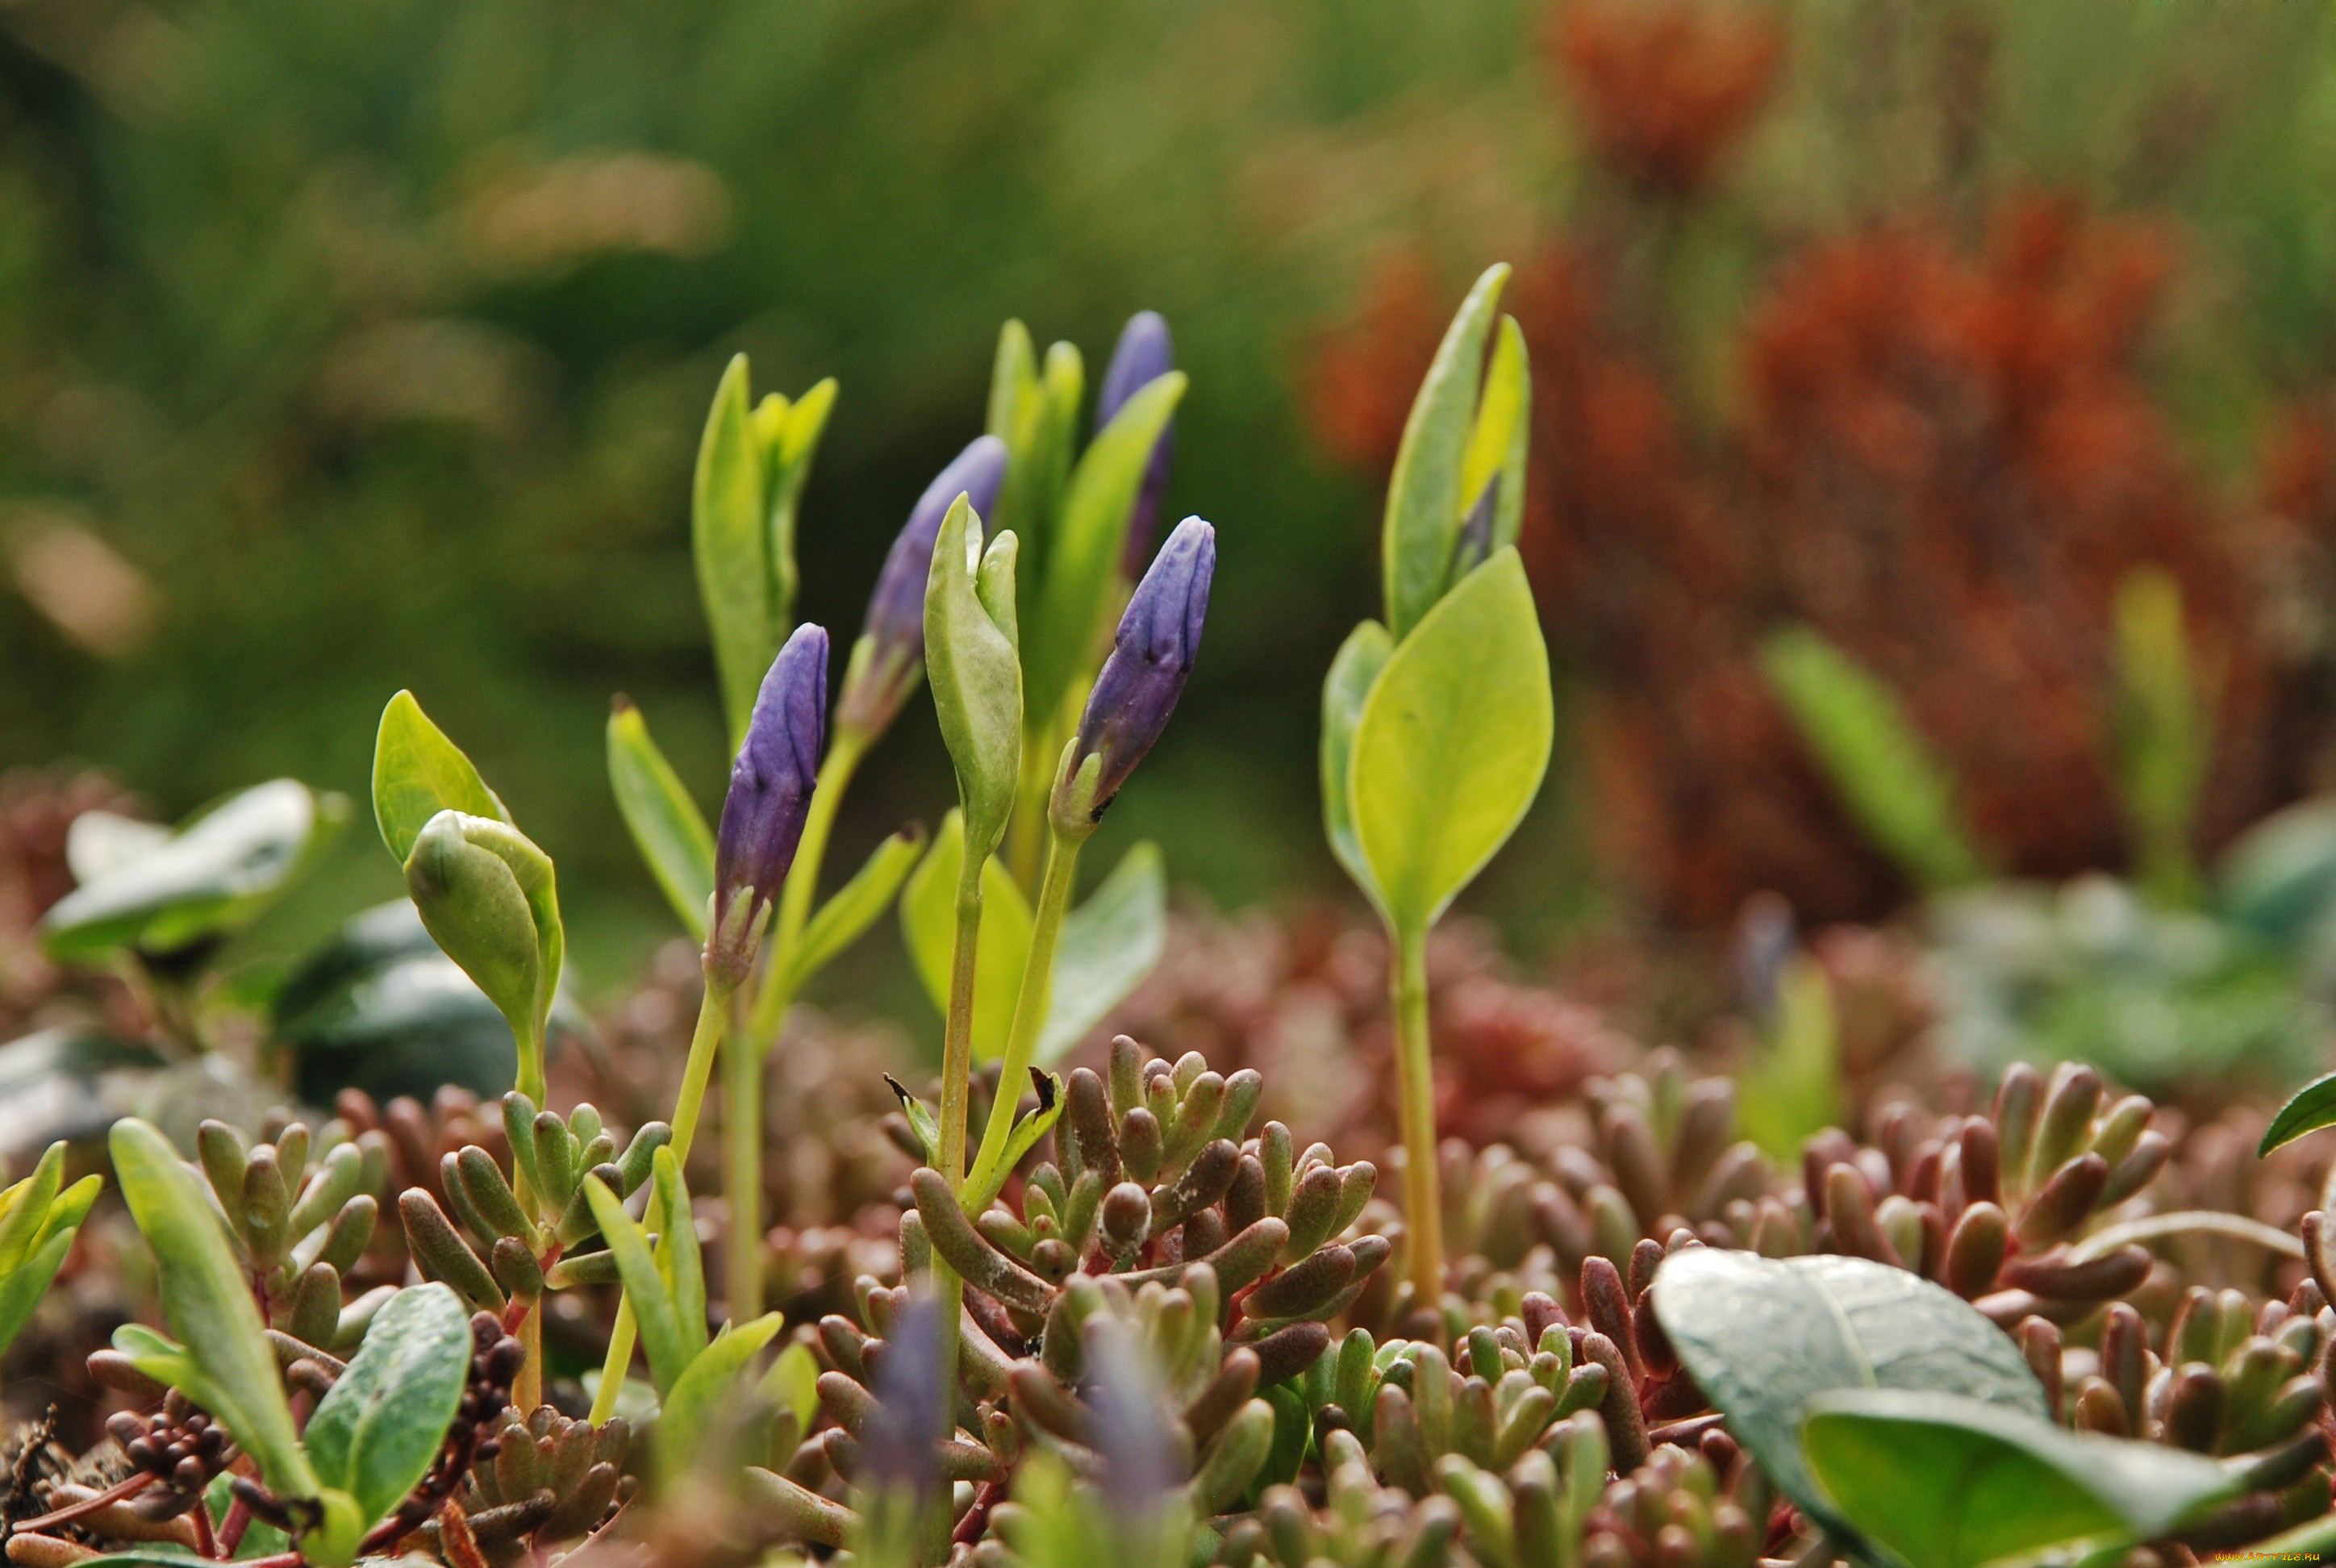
top-left (1051, 516), bottom-right (1214, 829)
top-left (709, 623), bottom-right (828, 986)
top-left (837, 437), bottom-right (1009, 739)
top-left (1099, 312), bottom-right (1175, 574)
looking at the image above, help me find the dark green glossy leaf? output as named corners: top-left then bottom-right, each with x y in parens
top-left (1352, 551), bottom-right (1550, 936)
top-left (1802, 1388), bottom-right (2241, 1568)
top-left (1650, 1249), bottom-right (2046, 1544)
top-left (607, 699), bottom-right (715, 940)
top-left (2260, 1068), bottom-right (2336, 1155)
top-left (40, 780), bottom-right (344, 963)
top-left (305, 1282), bottom-right (470, 1532)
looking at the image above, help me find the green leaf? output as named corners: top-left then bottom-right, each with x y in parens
top-left (1320, 620), bottom-right (1393, 919)
top-left (1352, 549), bottom-right (1551, 936)
top-left (762, 378), bottom-right (837, 637)
top-left (304, 1282), bottom-right (470, 1532)
top-left (0, 1141), bottom-right (66, 1274)
top-left (2113, 568), bottom-right (2210, 907)
top-left (1037, 841), bottom-right (1166, 1064)
top-left (0, 1226), bottom-right (79, 1359)
top-left (403, 812), bottom-right (544, 1049)
top-left (607, 699), bottom-right (715, 940)
top-left (1650, 1249), bottom-right (2047, 1545)
top-left (1802, 1388), bottom-right (2242, 1568)
top-left (901, 811), bottom-right (1034, 1063)
top-left (372, 690), bottom-right (508, 865)
top-left (884, 1076), bottom-right (941, 1164)
top-left (109, 1118), bottom-right (319, 1500)
top-left (1455, 315), bottom-right (1530, 564)
top-left (1759, 625), bottom-right (1990, 894)
top-left (657, 1312), bottom-right (786, 1477)
top-left (925, 496), bottom-right (1024, 860)
top-left (2259, 1068), bottom-right (2336, 1155)
top-left (41, 780), bottom-right (345, 963)
top-left (782, 825), bottom-right (928, 995)
top-left (757, 1340), bottom-right (820, 1434)
top-left (583, 1174), bottom-right (690, 1395)
top-left (1383, 262), bottom-right (1509, 640)
top-left (2218, 797), bottom-right (2336, 952)
top-left (967, 1070), bottom-right (1064, 1211)
top-left (1735, 956), bottom-right (1846, 1161)
top-left (1023, 371), bottom-right (1188, 729)
top-left (695, 354), bottom-right (777, 750)
top-left (648, 1147), bottom-right (707, 1365)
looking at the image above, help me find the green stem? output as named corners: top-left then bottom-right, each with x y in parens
top-left (517, 1019), bottom-right (547, 1122)
top-left (589, 974), bottom-right (731, 1424)
top-left (965, 828), bottom-right (1084, 1203)
top-left (727, 732), bottom-right (867, 1324)
top-left (1006, 732), bottom-right (1053, 894)
top-left (1391, 927), bottom-right (1443, 1307)
top-left (932, 854), bottom-right (987, 1436)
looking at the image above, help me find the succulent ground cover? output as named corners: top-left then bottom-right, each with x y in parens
top-left (1, 280), bottom-right (2335, 1568)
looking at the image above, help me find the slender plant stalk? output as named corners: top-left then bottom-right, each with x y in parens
top-left (1391, 928), bottom-right (1442, 1305)
top-left (1006, 734), bottom-right (1053, 894)
top-left (589, 976), bottom-right (731, 1424)
top-left (516, 1017), bottom-right (548, 1115)
top-left (932, 857), bottom-right (987, 1426)
top-left (966, 829), bottom-right (1082, 1199)
top-left (727, 732), bottom-right (866, 1322)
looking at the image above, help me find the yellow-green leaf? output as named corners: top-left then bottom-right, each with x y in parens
top-left (607, 700), bottom-right (714, 940)
top-left (372, 691), bottom-right (507, 864)
top-left (900, 811), bottom-right (1033, 1062)
top-left (1352, 549), bottom-right (1550, 936)
top-left (1383, 264), bottom-right (1509, 640)
top-left (695, 354), bottom-right (777, 749)
top-left (1320, 620), bottom-right (1393, 920)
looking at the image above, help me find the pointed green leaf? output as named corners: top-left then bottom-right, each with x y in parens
top-left (42, 780), bottom-right (345, 962)
top-left (900, 812), bottom-right (1033, 1062)
top-left (1802, 1389), bottom-right (2242, 1568)
top-left (925, 497), bottom-right (1024, 861)
top-left (1023, 371), bottom-right (1188, 728)
top-left (695, 355), bottom-right (777, 749)
top-left (1759, 625), bottom-right (1989, 894)
top-left (658, 1312), bottom-right (786, 1478)
top-left (1037, 841), bottom-right (1166, 1064)
top-left (583, 1174), bottom-right (690, 1395)
top-left (782, 825), bottom-right (927, 995)
top-left (110, 1118), bottom-right (319, 1499)
top-left (1353, 550), bottom-right (1550, 936)
top-left (2259, 1069), bottom-right (2336, 1155)
top-left (1320, 620), bottom-right (1393, 919)
top-left (649, 1148), bottom-right (707, 1364)
top-left (764, 377), bottom-right (837, 637)
top-left (305, 1282), bottom-right (471, 1533)
top-left (0, 1226), bottom-right (77, 1359)
top-left (1455, 315), bottom-right (1530, 565)
top-left (607, 700), bottom-right (715, 940)
top-left (372, 691), bottom-right (508, 865)
top-left (885, 1076), bottom-right (941, 1165)
top-left (1383, 263), bottom-right (1509, 639)
top-left (1650, 1249), bottom-right (2046, 1546)
top-left (0, 1141), bottom-right (66, 1274)
top-left (757, 1341), bottom-right (821, 1434)
top-left (967, 1070), bottom-right (1065, 1211)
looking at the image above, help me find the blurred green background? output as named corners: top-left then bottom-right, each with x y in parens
top-left (9, 0), bottom-right (2336, 1004)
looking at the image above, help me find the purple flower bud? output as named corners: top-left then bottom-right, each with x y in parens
top-left (836, 436), bottom-right (1009, 739)
top-left (1056, 516), bottom-right (1214, 827)
top-left (1084, 1320), bottom-right (1174, 1520)
top-left (709, 623), bottom-right (828, 982)
top-left (1099, 312), bottom-right (1176, 576)
top-left (861, 1292), bottom-right (945, 1503)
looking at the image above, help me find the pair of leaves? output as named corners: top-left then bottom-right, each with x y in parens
top-left (40, 780), bottom-right (346, 964)
top-left (1758, 625), bottom-right (1992, 895)
top-left (900, 812), bottom-right (1165, 1065)
top-left (926, 495), bottom-right (1024, 860)
top-left (582, 1150), bottom-right (785, 1475)
top-left (0, 1141), bottom-right (98, 1358)
top-left (1380, 262), bottom-right (1529, 642)
top-left (1324, 550), bottom-right (1551, 939)
top-left (1020, 370), bottom-right (1187, 736)
top-left (986, 322), bottom-right (1082, 597)
top-left (1651, 1249), bottom-right (2237, 1568)
top-left (695, 355), bottom-right (838, 749)
top-left (373, 692), bottom-right (563, 1078)
top-left (607, 699), bottom-right (923, 996)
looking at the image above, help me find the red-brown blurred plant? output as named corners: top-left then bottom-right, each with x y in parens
top-left (1308, 0), bottom-right (2325, 926)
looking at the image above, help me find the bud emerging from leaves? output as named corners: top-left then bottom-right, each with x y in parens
top-left (709, 623), bottom-right (828, 986)
top-left (1053, 516), bottom-right (1214, 828)
top-left (1099, 311), bottom-right (1176, 575)
top-left (836, 436), bottom-right (1009, 740)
